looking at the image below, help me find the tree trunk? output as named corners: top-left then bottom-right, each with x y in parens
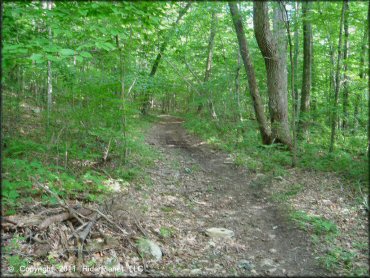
top-left (141, 2), bottom-right (192, 115)
top-left (281, 2), bottom-right (298, 165)
top-left (329, 0), bottom-right (347, 153)
top-left (46, 1), bottom-right (53, 126)
top-left (198, 9), bottom-right (218, 119)
top-left (293, 3), bottom-right (300, 117)
top-left (235, 51), bottom-right (243, 122)
top-left (299, 1), bottom-right (313, 137)
top-left (355, 23), bottom-right (368, 131)
top-left (229, 2), bottom-right (271, 145)
top-left (253, 2), bottom-right (292, 147)
top-left (342, 0), bottom-right (350, 130)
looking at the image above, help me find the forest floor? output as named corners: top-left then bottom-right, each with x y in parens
top-left (2, 114), bottom-right (368, 276)
top-left (137, 115), bottom-right (328, 276)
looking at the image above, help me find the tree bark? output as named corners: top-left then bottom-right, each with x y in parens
top-left (299, 1), bottom-right (313, 137)
top-left (229, 2), bottom-right (271, 145)
top-left (355, 22), bottom-right (368, 131)
top-left (141, 2), bottom-right (192, 115)
top-left (329, 0), bottom-right (347, 153)
top-left (342, 0), bottom-right (350, 130)
top-left (281, 2), bottom-right (297, 165)
top-left (253, 2), bottom-right (291, 147)
top-left (235, 51), bottom-right (243, 122)
top-left (198, 9), bottom-right (218, 119)
top-left (293, 3), bottom-right (300, 117)
top-left (45, 0), bottom-right (53, 126)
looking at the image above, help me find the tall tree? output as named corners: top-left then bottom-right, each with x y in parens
top-left (281, 2), bottom-right (298, 165)
top-left (229, 2), bottom-right (271, 144)
top-left (43, 0), bottom-right (53, 126)
top-left (293, 3), bottom-right (300, 117)
top-left (198, 9), bottom-right (218, 119)
top-left (253, 2), bottom-right (292, 147)
top-left (235, 51), bottom-right (243, 122)
top-left (299, 1), bottom-right (313, 137)
top-left (141, 2), bottom-right (192, 115)
top-left (355, 22), bottom-right (368, 130)
top-left (342, 0), bottom-right (350, 130)
top-left (329, 0), bottom-right (347, 152)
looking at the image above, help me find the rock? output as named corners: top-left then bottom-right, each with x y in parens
top-left (205, 228), bottom-right (234, 239)
top-left (260, 258), bottom-right (275, 268)
top-left (190, 269), bottom-right (202, 275)
top-left (251, 269), bottom-right (258, 275)
top-left (269, 248), bottom-right (277, 254)
top-left (267, 268), bottom-right (277, 274)
top-left (274, 176), bottom-right (284, 181)
top-left (322, 199), bottom-right (332, 205)
top-left (238, 260), bottom-right (254, 271)
top-left (268, 234), bottom-right (276, 240)
top-left (102, 179), bottom-right (128, 193)
top-left (137, 239), bottom-right (162, 261)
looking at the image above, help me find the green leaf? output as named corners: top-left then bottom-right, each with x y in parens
top-left (47, 54), bottom-right (59, 62)
top-left (80, 51), bottom-right (92, 58)
top-left (30, 53), bottom-right (43, 61)
top-left (44, 46), bottom-right (59, 53)
top-left (59, 49), bottom-right (75, 56)
top-left (76, 56), bottom-right (83, 62)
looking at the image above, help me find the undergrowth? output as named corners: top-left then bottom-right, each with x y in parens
top-left (2, 98), bottom-right (159, 216)
top-left (182, 113), bottom-right (368, 189)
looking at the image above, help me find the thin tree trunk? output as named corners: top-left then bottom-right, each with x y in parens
top-left (355, 23), bottom-right (368, 131)
top-left (142, 2), bottom-right (192, 115)
top-left (299, 1), bottom-right (313, 137)
top-left (342, 0), bottom-right (350, 130)
top-left (281, 3), bottom-right (297, 165)
top-left (197, 10), bottom-right (218, 119)
top-left (329, 0), bottom-right (347, 153)
top-left (235, 51), bottom-right (243, 122)
top-left (293, 3), bottom-right (300, 117)
top-left (46, 1), bottom-right (53, 126)
top-left (253, 2), bottom-right (292, 147)
top-left (201, 10), bottom-right (217, 119)
top-left (229, 2), bottom-right (272, 145)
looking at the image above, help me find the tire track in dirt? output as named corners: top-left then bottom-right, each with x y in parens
top-left (145, 115), bottom-right (328, 276)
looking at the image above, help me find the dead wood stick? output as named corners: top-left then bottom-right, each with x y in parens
top-left (134, 220), bottom-right (148, 238)
top-left (85, 207), bottom-right (129, 236)
top-left (103, 138), bottom-right (112, 161)
top-left (3, 218), bottom-right (18, 225)
top-left (32, 178), bottom-right (86, 225)
top-left (79, 213), bottom-right (100, 242)
top-left (39, 212), bottom-right (72, 230)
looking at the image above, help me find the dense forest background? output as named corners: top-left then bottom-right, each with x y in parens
top-left (1, 1), bottom-right (369, 276)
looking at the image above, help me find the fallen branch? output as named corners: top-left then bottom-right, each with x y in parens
top-left (39, 212), bottom-right (71, 230)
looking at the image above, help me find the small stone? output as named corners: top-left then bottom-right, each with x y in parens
top-left (137, 239), bottom-right (162, 261)
top-left (205, 228), bottom-right (234, 239)
top-left (238, 260), bottom-right (254, 271)
top-left (251, 269), bottom-right (257, 275)
top-left (322, 199), bottom-right (332, 205)
top-left (269, 248), bottom-right (277, 254)
top-left (267, 268), bottom-right (277, 274)
top-left (268, 234), bottom-right (276, 240)
top-left (260, 258), bottom-right (274, 267)
top-left (274, 176), bottom-right (284, 181)
top-left (190, 269), bottom-right (202, 275)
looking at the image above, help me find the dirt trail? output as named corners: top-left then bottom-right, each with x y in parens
top-left (142, 115), bottom-right (327, 276)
